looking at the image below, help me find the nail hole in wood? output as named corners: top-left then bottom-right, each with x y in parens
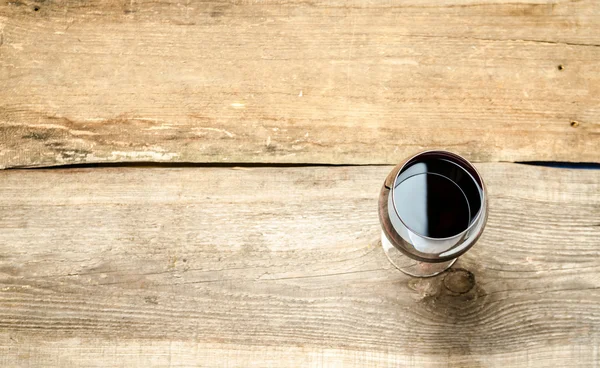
top-left (33, 6), bottom-right (40, 11)
top-left (570, 121), bottom-right (580, 128)
top-left (558, 64), bottom-right (564, 71)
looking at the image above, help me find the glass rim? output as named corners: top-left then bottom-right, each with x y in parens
top-left (390, 150), bottom-right (487, 241)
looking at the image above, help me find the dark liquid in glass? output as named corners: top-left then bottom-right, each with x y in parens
top-left (394, 172), bottom-right (471, 238)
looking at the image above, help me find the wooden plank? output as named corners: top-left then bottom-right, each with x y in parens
top-left (0, 164), bottom-right (598, 366)
top-left (1, 0), bottom-right (599, 168)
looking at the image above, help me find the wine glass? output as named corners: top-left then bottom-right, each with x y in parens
top-left (378, 150), bottom-right (488, 277)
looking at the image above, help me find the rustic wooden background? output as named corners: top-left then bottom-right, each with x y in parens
top-left (0, 0), bottom-right (599, 367)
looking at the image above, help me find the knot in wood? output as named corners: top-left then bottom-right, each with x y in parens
top-left (443, 269), bottom-right (475, 294)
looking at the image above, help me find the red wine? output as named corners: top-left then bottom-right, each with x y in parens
top-left (379, 150), bottom-right (487, 265)
top-left (393, 168), bottom-right (471, 238)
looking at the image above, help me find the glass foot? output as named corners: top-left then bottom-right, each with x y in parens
top-left (381, 231), bottom-right (456, 278)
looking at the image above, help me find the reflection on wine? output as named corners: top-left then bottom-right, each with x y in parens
top-left (394, 173), bottom-right (470, 238)
top-left (379, 150), bottom-right (488, 277)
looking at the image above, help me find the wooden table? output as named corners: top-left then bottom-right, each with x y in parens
top-left (1, 1), bottom-right (599, 366)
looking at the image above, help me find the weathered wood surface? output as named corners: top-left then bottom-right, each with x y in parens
top-left (1, 0), bottom-right (600, 168)
top-left (0, 163), bottom-right (598, 366)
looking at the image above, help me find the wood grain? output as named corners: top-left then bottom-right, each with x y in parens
top-left (0, 163), bottom-right (598, 366)
top-left (1, 0), bottom-right (599, 168)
